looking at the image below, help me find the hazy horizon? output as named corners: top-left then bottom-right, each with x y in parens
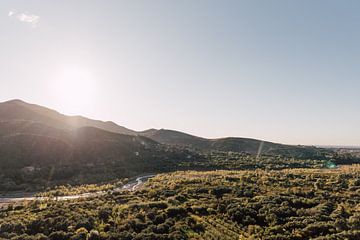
top-left (2, 1), bottom-right (360, 145)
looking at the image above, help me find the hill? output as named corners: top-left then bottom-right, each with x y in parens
top-left (0, 120), bottom-right (195, 191)
top-left (0, 99), bottom-right (330, 159)
top-left (142, 129), bottom-right (329, 159)
top-left (0, 120), bottom-right (156, 169)
top-left (0, 99), bottom-right (337, 192)
top-left (0, 99), bottom-right (136, 135)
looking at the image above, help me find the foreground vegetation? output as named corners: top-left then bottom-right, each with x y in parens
top-left (1, 166), bottom-right (360, 239)
top-left (180, 151), bottom-right (330, 171)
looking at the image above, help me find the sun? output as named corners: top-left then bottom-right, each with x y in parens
top-left (50, 65), bottom-right (97, 115)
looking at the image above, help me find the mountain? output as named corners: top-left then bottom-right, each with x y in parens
top-left (0, 99), bottom-right (329, 160)
top-left (142, 129), bottom-right (209, 148)
top-left (142, 129), bottom-right (329, 159)
top-left (0, 120), bottom-right (155, 169)
top-left (0, 119), bottom-right (195, 191)
top-left (0, 100), bottom-right (197, 191)
top-left (0, 99), bottom-right (336, 191)
top-left (0, 99), bottom-right (136, 135)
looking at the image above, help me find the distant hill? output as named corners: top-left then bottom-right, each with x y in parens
top-left (142, 129), bottom-right (329, 159)
top-left (0, 99), bottom-right (136, 135)
top-left (141, 129), bottom-right (208, 146)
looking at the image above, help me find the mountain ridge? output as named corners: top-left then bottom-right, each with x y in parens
top-left (0, 99), bottom-right (329, 159)
top-left (0, 99), bottom-right (334, 191)
top-left (1, 99), bottom-right (136, 135)
top-left (140, 128), bottom-right (328, 158)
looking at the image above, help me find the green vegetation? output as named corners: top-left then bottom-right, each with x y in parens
top-left (181, 151), bottom-right (329, 171)
top-left (2, 147), bottom-right (359, 193)
top-left (0, 142), bottom-right (197, 192)
top-left (2, 99), bottom-right (360, 239)
top-left (1, 166), bottom-right (360, 239)
top-left (142, 129), bottom-right (332, 159)
top-left (34, 181), bottom-right (123, 198)
top-left (2, 99), bottom-right (360, 194)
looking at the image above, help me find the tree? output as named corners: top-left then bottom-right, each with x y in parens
top-left (211, 187), bottom-right (231, 200)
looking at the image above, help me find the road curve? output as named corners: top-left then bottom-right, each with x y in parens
top-left (121, 174), bottom-right (156, 191)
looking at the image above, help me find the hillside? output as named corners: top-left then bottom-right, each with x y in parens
top-left (0, 99), bottom-right (331, 159)
top-left (0, 120), bottom-right (195, 191)
top-left (0, 99), bottom-right (136, 135)
top-left (142, 129), bottom-right (329, 159)
top-left (2, 167), bottom-right (360, 239)
top-left (0, 120), bottom-right (156, 169)
top-left (0, 99), bottom-right (339, 192)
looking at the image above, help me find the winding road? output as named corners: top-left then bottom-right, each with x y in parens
top-left (0, 174), bottom-right (155, 206)
top-left (121, 174), bottom-right (155, 191)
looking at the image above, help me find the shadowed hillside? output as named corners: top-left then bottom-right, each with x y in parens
top-left (0, 99), bottom-right (339, 192)
top-left (142, 129), bottom-right (330, 159)
top-left (0, 120), bottom-right (196, 191)
top-left (0, 120), bottom-right (157, 169)
top-left (0, 99), bottom-right (330, 159)
top-left (0, 99), bottom-right (136, 135)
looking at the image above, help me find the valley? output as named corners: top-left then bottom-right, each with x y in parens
top-left (1, 99), bottom-right (357, 193)
top-left (0, 99), bottom-right (359, 240)
top-left (2, 1), bottom-right (360, 239)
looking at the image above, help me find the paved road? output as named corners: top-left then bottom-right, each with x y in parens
top-left (0, 174), bottom-right (155, 206)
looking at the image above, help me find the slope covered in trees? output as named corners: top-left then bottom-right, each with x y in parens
top-left (0, 99), bottom-right (342, 192)
top-left (0, 120), bottom-right (197, 191)
top-left (1, 166), bottom-right (360, 239)
top-left (142, 129), bottom-right (330, 159)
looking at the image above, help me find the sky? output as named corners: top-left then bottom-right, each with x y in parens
top-left (1, 1), bottom-right (360, 146)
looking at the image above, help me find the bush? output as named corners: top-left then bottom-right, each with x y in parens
top-left (166, 207), bottom-right (187, 218)
top-left (49, 231), bottom-right (69, 240)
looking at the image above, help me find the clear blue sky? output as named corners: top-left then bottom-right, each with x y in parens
top-left (1, 1), bottom-right (360, 145)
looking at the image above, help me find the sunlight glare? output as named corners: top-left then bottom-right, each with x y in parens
top-left (50, 65), bottom-right (97, 115)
